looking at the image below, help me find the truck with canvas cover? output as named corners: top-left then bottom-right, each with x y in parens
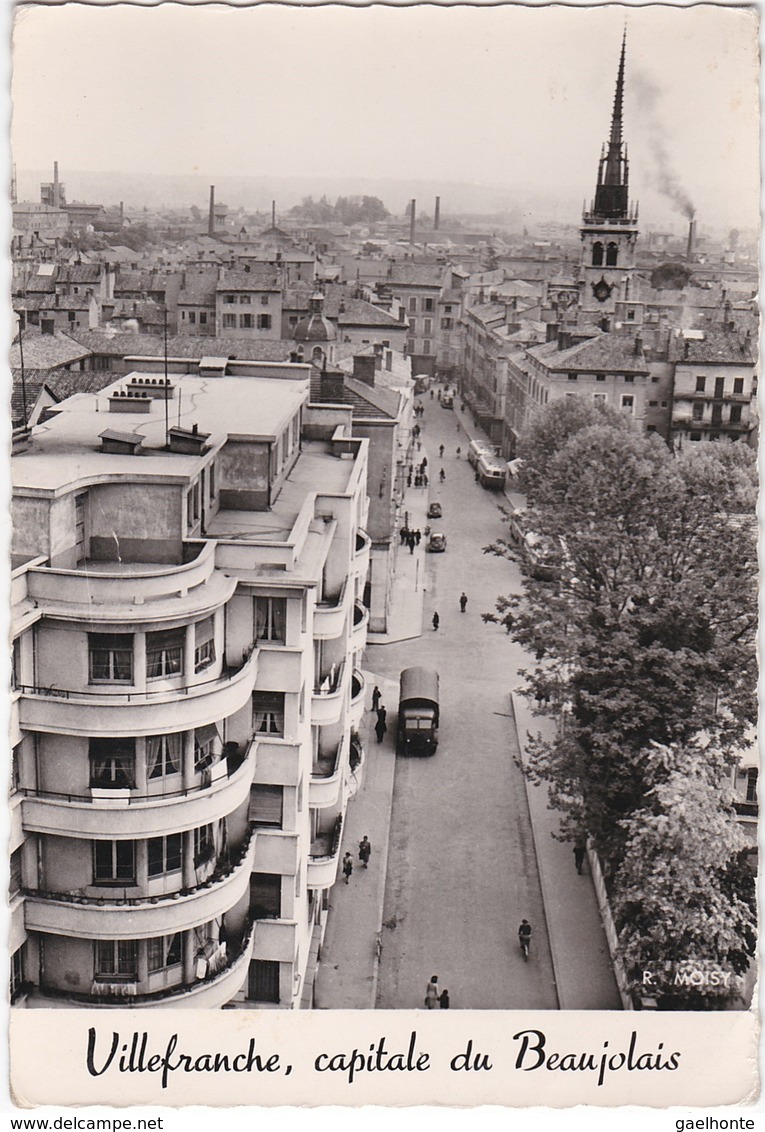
top-left (397, 666), bottom-right (440, 755)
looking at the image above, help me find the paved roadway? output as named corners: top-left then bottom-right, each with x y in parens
top-left (371, 394), bottom-right (559, 1010)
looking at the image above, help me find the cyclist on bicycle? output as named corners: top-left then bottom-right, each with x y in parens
top-left (518, 919), bottom-right (532, 959)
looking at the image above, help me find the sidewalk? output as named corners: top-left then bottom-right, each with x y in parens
top-left (512, 691), bottom-right (622, 1009)
top-left (312, 669), bottom-right (398, 1008)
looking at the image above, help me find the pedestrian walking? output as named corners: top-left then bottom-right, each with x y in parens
top-left (459, 592), bottom-right (468, 613)
top-left (423, 472), bottom-right (429, 486)
top-left (371, 684), bottom-right (381, 712)
top-left (421, 457), bottom-right (428, 471)
top-left (408, 533), bottom-right (415, 555)
top-left (430, 388), bottom-right (434, 399)
top-left (342, 852), bottom-right (353, 884)
top-left (439, 989), bottom-right (450, 1009)
top-left (416, 440), bottom-right (422, 452)
top-left (400, 526), bottom-right (408, 545)
top-left (358, 836), bottom-right (371, 868)
top-left (415, 528), bottom-right (421, 546)
top-left (407, 470), bottom-right (412, 488)
top-left (439, 444), bottom-right (444, 458)
top-left (456, 446), bottom-right (461, 458)
top-left (574, 844), bottom-right (586, 874)
top-left (432, 611), bottom-right (440, 631)
top-left (414, 472), bottom-right (421, 488)
top-left (437, 389), bottom-right (442, 403)
top-left (425, 975), bottom-right (439, 1009)
top-left (439, 468), bottom-right (445, 483)
top-left (375, 714), bottom-right (387, 743)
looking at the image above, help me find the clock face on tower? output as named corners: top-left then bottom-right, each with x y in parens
top-left (592, 277), bottom-right (613, 303)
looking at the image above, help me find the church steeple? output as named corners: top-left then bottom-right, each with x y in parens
top-left (593, 30), bottom-right (631, 220)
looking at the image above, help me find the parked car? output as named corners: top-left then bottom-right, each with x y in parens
top-left (427, 501), bottom-right (443, 519)
top-left (427, 532), bottom-right (447, 552)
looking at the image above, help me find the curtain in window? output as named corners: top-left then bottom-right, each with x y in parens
top-left (252, 692), bottom-right (285, 735)
top-left (147, 734), bottom-right (181, 779)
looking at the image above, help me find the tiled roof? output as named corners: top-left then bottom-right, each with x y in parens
top-left (216, 269), bottom-right (280, 291)
top-left (543, 333), bottom-right (650, 374)
top-left (178, 272), bottom-right (219, 305)
top-left (308, 369), bottom-right (397, 419)
top-left (9, 331), bottom-right (92, 371)
top-left (25, 272), bottom-right (58, 293)
top-left (671, 328), bottom-right (757, 365)
top-left (68, 329), bottom-right (294, 362)
top-left (64, 265), bottom-right (102, 284)
top-left (385, 263), bottom-right (446, 288)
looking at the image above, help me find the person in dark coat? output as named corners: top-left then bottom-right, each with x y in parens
top-left (408, 533), bottom-right (416, 554)
top-left (432, 612), bottom-right (440, 631)
top-left (407, 470), bottom-right (413, 488)
top-left (574, 844), bottom-right (586, 874)
top-left (342, 852), bottom-right (353, 884)
top-left (415, 529), bottom-right (421, 545)
top-left (459, 592), bottom-right (468, 613)
top-left (439, 989), bottom-right (450, 1009)
top-left (358, 836), bottom-right (371, 868)
top-left (375, 714), bottom-right (387, 743)
top-left (371, 685), bottom-right (381, 712)
top-left (400, 526), bottom-right (408, 545)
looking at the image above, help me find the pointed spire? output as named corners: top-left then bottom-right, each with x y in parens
top-left (609, 27), bottom-right (627, 148)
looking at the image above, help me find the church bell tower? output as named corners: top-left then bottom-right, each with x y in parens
top-left (580, 32), bottom-right (639, 321)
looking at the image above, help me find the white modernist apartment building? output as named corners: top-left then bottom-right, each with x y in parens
top-left (10, 359), bottom-right (370, 1009)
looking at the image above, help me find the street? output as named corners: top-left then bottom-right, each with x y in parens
top-left (371, 393), bottom-right (559, 1009)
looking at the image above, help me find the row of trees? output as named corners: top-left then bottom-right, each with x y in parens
top-left (289, 194), bottom-right (389, 226)
top-left (489, 400), bottom-right (757, 1007)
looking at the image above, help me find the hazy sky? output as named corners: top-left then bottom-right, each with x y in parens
top-left (10, 2), bottom-right (761, 228)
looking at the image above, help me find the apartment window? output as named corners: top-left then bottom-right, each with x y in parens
top-left (253, 691), bottom-right (285, 736)
top-left (194, 724), bottom-right (219, 771)
top-left (188, 311), bottom-right (196, 324)
top-left (194, 616), bottom-right (216, 671)
top-left (441, 318), bottom-right (453, 330)
top-left (194, 824), bottom-right (215, 867)
top-left (225, 294), bottom-right (235, 304)
top-left (11, 743), bottom-right (21, 794)
top-left (648, 400), bottom-right (658, 408)
top-left (68, 311), bottom-right (76, 323)
top-left (148, 833), bottom-right (182, 877)
top-left (257, 314), bottom-right (272, 330)
top-left (652, 376), bottom-right (659, 383)
top-left (250, 873), bottom-right (281, 919)
top-left (148, 934), bottom-right (182, 973)
top-left (94, 939), bottom-right (138, 980)
top-left (89, 738), bottom-right (135, 788)
top-left (596, 374), bottom-right (606, 382)
top-left (621, 395), bottom-right (635, 414)
top-left (181, 310), bottom-right (186, 321)
top-left (424, 297), bottom-right (434, 312)
top-left (593, 393), bottom-right (607, 407)
top-left (89, 633), bottom-right (133, 683)
top-left (733, 378), bottom-right (744, 394)
top-left (289, 316), bottom-right (298, 327)
top-left (199, 312), bottom-right (207, 325)
top-left (146, 628), bottom-right (184, 679)
top-left (627, 309), bottom-right (636, 321)
top-left (10, 847), bottom-right (22, 898)
top-left (423, 339), bottom-right (431, 354)
top-left (251, 784), bottom-right (283, 827)
top-left (240, 313), bottom-right (253, 329)
top-left (240, 295), bottom-right (251, 304)
top-left (209, 461), bottom-right (216, 498)
top-left (260, 295), bottom-right (270, 306)
top-left (147, 733), bottom-right (181, 779)
top-left (646, 425), bottom-right (657, 433)
top-left (714, 377), bottom-right (725, 398)
top-left (408, 297), bottom-right (417, 313)
top-left (222, 313), bottom-right (237, 329)
top-left (408, 318), bottom-right (416, 334)
top-left (444, 304), bottom-right (452, 314)
top-left (692, 402), bottom-right (704, 421)
top-left (624, 375), bottom-right (634, 383)
top-left (249, 959), bottom-right (280, 1003)
top-left (729, 405), bottom-right (742, 424)
top-left (405, 339), bottom-right (414, 355)
top-left (10, 947), bottom-right (25, 1003)
top-left (695, 376), bottom-right (706, 392)
top-left (568, 374), bottom-right (578, 382)
top-left (423, 319), bottom-right (432, 335)
top-left (94, 841), bottom-right (136, 884)
top-left (746, 767), bottom-right (758, 804)
top-left (254, 596), bottom-right (287, 642)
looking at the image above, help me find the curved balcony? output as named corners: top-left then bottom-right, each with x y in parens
top-left (309, 734), bottom-right (348, 809)
top-left (349, 668), bottom-right (366, 729)
top-left (34, 924), bottom-right (256, 1009)
top-left (23, 830), bottom-right (257, 940)
top-left (21, 744), bottom-right (255, 839)
top-left (351, 599), bottom-right (369, 653)
top-left (18, 648), bottom-right (258, 738)
top-left (307, 812), bottom-right (343, 890)
top-left (352, 528), bottom-right (371, 577)
top-left (313, 580), bottom-right (351, 641)
top-left (26, 542), bottom-right (228, 618)
top-left (311, 660), bottom-right (348, 727)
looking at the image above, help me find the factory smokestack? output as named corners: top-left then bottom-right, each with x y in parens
top-left (53, 161), bottom-right (60, 209)
top-left (686, 216), bottom-right (696, 260)
top-left (434, 196), bottom-right (440, 231)
top-left (409, 199), bottom-right (416, 245)
top-left (208, 186), bottom-right (215, 237)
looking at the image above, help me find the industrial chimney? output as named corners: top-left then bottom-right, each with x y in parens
top-left (409, 198), bottom-right (416, 245)
top-left (208, 186), bottom-right (215, 236)
top-left (434, 196), bottom-right (441, 231)
top-left (686, 216), bottom-right (696, 260)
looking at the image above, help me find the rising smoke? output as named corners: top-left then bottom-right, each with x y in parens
top-left (629, 70), bottom-right (695, 219)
